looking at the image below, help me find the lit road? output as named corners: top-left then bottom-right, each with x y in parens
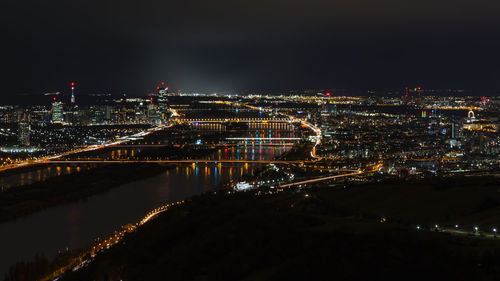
top-left (0, 124), bottom-right (170, 173)
top-left (438, 227), bottom-right (498, 239)
top-left (39, 201), bottom-right (185, 281)
top-left (279, 170), bottom-right (363, 187)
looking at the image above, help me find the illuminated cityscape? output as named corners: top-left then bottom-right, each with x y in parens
top-left (2, 0), bottom-right (500, 280)
top-left (0, 87), bottom-right (499, 280)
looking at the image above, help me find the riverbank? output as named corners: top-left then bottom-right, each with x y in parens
top-left (0, 163), bottom-right (54, 178)
top-left (0, 142), bottom-right (226, 223)
top-left (0, 163), bottom-right (174, 223)
top-left (23, 177), bottom-right (499, 281)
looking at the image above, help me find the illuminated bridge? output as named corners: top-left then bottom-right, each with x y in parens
top-left (174, 117), bottom-right (293, 123)
top-left (96, 143), bottom-right (296, 148)
top-left (41, 160), bottom-right (364, 184)
top-left (226, 137), bottom-right (301, 141)
top-left (44, 159), bottom-right (305, 165)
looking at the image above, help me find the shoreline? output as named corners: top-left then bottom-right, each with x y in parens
top-left (0, 163), bottom-right (175, 224)
top-left (55, 178), bottom-right (500, 281)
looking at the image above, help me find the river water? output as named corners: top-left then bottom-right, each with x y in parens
top-left (0, 165), bottom-right (94, 191)
top-left (0, 145), bottom-right (289, 275)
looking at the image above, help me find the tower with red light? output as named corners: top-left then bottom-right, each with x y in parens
top-left (70, 81), bottom-right (76, 104)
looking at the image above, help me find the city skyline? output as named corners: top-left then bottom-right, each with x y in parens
top-left (2, 1), bottom-right (500, 280)
top-left (1, 91), bottom-right (499, 280)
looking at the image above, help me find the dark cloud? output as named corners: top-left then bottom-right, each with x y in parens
top-left (1, 0), bottom-right (500, 97)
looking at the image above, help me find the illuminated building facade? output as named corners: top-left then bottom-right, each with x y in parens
top-left (51, 101), bottom-right (63, 123)
top-left (18, 114), bottom-right (30, 146)
top-left (158, 86), bottom-right (169, 123)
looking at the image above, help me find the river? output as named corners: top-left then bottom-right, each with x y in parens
top-left (0, 145), bottom-right (289, 276)
top-left (0, 165), bottom-right (94, 191)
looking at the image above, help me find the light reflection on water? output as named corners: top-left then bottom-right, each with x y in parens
top-left (1, 124), bottom-right (296, 190)
top-left (0, 146), bottom-right (286, 276)
top-left (0, 165), bottom-right (93, 191)
top-left (0, 143), bottom-right (292, 191)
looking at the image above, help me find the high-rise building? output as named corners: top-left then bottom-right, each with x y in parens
top-left (91, 107), bottom-right (105, 125)
top-left (158, 86), bottom-right (169, 123)
top-left (327, 102), bottom-right (337, 115)
top-left (451, 123), bottom-right (461, 139)
top-left (105, 106), bottom-right (112, 121)
top-left (148, 102), bottom-right (161, 124)
top-left (18, 114), bottom-right (30, 146)
top-left (52, 101), bottom-right (64, 123)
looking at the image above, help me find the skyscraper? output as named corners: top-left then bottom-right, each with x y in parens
top-left (52, 101), bottom-right (64, 123)
top-left (91, 107), bottom-right (105, 125)
top-left (18, 114), bottom-right (30, 146)
top-left (148, 102), bottom-right (161, 124)
top-left (451, 123), bottom-right (461, 139)
top-left (157, 85), bottom-right (169, 123)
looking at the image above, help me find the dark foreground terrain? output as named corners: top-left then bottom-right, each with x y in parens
top-left (50, 176), bottom-right (500, 281)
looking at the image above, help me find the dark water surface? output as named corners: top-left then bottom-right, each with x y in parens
top-left (0, 146), bottom-right (288, 275)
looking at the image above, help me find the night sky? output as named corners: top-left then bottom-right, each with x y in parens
top-left (2, 0), bottom-right (500, 96)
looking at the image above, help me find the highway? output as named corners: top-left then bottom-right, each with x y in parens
top-left (0, 124), bottom-right (169, 173)
top-left (279, 170), bottom-right (363, 187)
top-left (39, 201), bottom-right (185, 281)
